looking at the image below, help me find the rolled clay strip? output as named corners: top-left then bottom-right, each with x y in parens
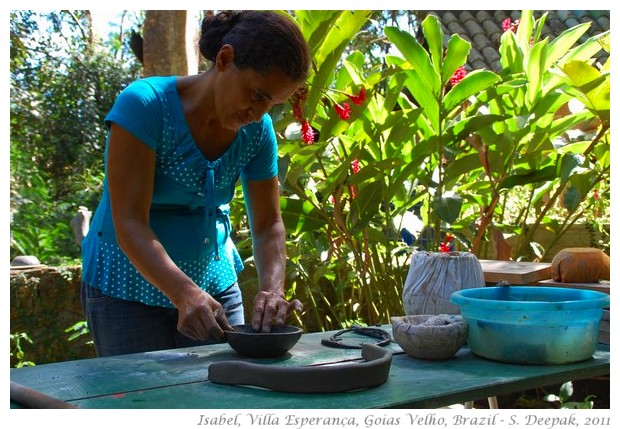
top-left (10, 381), bottom-right (78, 409)
top-left (208, 343), bottom-right (392, 393)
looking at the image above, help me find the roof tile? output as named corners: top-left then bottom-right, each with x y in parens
top-left (425, 10), bottom-right (609, 71)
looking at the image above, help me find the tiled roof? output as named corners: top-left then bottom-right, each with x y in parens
top-left (424, 10), bottom-right (610, 72)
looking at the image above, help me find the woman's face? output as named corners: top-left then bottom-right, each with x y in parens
top-left (214, 46), bottom-right (302, 131)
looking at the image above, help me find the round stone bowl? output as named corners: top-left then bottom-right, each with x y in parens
top-left (225, 324), bottom-right (303, 358)
top-left (391, 314), bottom-right (468, 360)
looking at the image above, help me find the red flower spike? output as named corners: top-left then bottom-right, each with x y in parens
top-left (439, 242), bottom-right (451, 253)
top-left (301, 120), bottom-right (315, 144)
top-left (347, 87), bottom-right (366, 106)
top-left (334, 102), bottom-right (351, 120)
top-left (445, 233), bottom-right (454, 243)
top-left (450, 66), bottom-right (467, 86)
top-left (351, 159), bottom-right (360, 174)
top-left (501, 18), bottom-right (512, 32)
top-left (502, 18), bottom-right (520, 33)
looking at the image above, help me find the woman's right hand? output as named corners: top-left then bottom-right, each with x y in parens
top-left (175, 287), bottom-right (234, 342)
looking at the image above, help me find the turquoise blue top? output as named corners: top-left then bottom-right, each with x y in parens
top-left (81, 76), bottom-right (279, 307)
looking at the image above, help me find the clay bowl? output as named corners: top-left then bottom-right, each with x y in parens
top-left (225, 324), bottom-right (303, 358)
top-left (391, 314), bottom-right (468, 360)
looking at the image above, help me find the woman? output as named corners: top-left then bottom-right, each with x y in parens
top-left (81, 10), bottom-right (310, 356)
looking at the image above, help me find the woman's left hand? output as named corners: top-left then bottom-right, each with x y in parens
top-left (251, 290), bottom-right (303, 332)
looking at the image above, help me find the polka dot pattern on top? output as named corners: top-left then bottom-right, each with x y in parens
top-left (81, 76), bottom-right (278, 308)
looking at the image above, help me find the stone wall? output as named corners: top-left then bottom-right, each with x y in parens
top-left (9, 264), bottom-right (259, 367)
top-left (10, 266), bottom-right (95, 366)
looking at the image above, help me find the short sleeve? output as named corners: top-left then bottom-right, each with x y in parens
top-left (104, 79), bottom-right (164, 151)
top-left (240, 114), bottom-right (278, 181)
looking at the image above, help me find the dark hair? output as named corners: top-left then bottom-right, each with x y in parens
top-left (199, 10), bottom-right (311, 82)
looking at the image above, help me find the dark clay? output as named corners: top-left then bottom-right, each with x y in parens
top-left (208, 343), bottom-right (392, 393)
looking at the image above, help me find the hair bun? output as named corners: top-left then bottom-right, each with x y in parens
top-left (199, 11), bottom-right (242, 61)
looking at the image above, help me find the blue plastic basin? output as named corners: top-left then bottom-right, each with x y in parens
top-left (450, 286), bottom-right (610, 364)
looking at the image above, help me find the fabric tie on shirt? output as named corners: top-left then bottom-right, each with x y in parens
top-left (205, 168), bottom-right (220, 261)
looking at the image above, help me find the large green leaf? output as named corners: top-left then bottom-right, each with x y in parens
top-left (526, 39), bottom-right (548, 106)
top-left (300, 10), bottom-right (371, 117)
top-left (545, 22), bottom-right (591, 69)
top-left (404, 69), bottom-right (440, 131)
top-left (516, 10), bottom-right (534, 52)
top-left (431, 192), bottom-right (463, 224)
top-left (421, 13), bottom-right (444, 76)
top-left (499, 31), bottom-right (524, 74)
top-left (444, 70), bottom-right (500, 113)
top-left (441, 34), bottom-right (471, 87)
top-left (560, 60), bottom-right (610, 125)
top-left (280, 197), bottom-right (327, 235)
top-left (562, 185), bottom-right (582, 212)
top-left (499, 165), bottom-right (557, 189)
top-left (444, 153), bottom-right (484, 182)
top-left (384, 25), bottom-right (440, 95)
top-left (559, 153), bottom-right (585, 185)
top-left (444, 114), bottom-right (507, 142)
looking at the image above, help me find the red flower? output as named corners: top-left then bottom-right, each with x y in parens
top-left (334, 102), bottom-right (351, 120)
top-left (301, 120), bottom-right (315, 144)
top-left (351, 159), bottom-right (360, 174)
top-left (346, 87), bottom-right (366, 106)
top-left (450, 66), bottom-right (467, 86)
top-left (445, 233), bottom-right (454, 242)
top-left (502, 18), bottom-right (520, 33)
top-left (439, 242), bottom-right (451, 253)
top-left (592, 189), bottom-right (600, 201)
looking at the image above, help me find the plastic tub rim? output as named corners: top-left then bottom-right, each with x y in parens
top-left (450, 286), bottom-right (610, 311)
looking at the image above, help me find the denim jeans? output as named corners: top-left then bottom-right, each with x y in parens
top-left (81, 282), bottom-right (244, 357)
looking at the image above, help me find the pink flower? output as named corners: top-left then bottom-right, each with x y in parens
top-left (301, 120), bottom-right (315, 144)
top-left (334, 102), bottom-right (351, 120)
top-left (351, 159), bottom-right (360, 174)
top-left (502, 18), bottom-right (520, 33)
top-left (450, 66), bottom-right (467, 86)
top-left (346, 87), bottom-right (366, 106)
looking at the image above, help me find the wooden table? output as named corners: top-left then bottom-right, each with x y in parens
top-left (479, 259), bottom-right (552, 285)
top-left (9, 326), bottom-right (610, 409)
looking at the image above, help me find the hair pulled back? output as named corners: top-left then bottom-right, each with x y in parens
top-left (199, 11), bottom-right (310, 83)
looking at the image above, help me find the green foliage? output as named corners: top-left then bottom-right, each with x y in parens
top-left (10, 10), bottom-right (610, 335)
top-left (260, 10), bottom-right (609, 332)
top-left (10, 11), bottom-right (140, 264)
top-left (10, 333), bottom-right (36, 368)
top-left (65, 321), bottom-right (92, 343)
top-left (544, 381), bottom-right (595, 409)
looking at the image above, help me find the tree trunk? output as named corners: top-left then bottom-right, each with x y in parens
top-left (142, 10), bottom-right (200, 77)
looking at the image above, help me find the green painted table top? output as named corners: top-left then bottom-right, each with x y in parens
top-left (10, 325), bottom-right (610, 409)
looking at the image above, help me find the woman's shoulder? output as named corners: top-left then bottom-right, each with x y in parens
top-left (120, 76), bottom-right (176, 101)
top-left (110, 77), bottom-right (177, 117)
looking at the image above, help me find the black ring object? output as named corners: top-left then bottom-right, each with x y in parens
top-left (208, 343), bottom-right (392, 393)
top-left (320, 325), bottom-right (392, 349)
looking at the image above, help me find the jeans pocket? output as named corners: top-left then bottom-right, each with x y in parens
top-left (82, 283), bottom-right (114, 304)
